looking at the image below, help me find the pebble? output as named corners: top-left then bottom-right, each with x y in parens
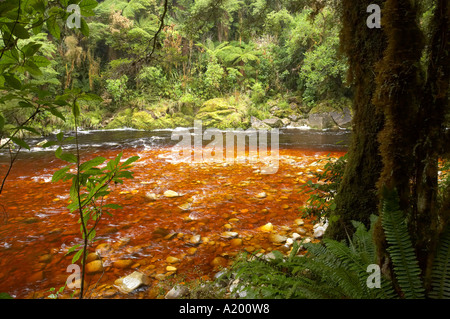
top-left (164, 190), bottom-right (180, 198)
top-left (86, 252), bottom-right (100, 264)
top-left (294, 218), bottom-right (304, 226)
top-left (189, 234), bottom-right (201, 245)
top-left (220, 232), bottom-right (238, 239)
top-left (255, 192), bottom-right (267, 198)
top-left (38, 254), bottom-right (52, 263)
top-left (210, 256), bottom-right (227, 268)
top-left (166, 265), bottom-right (177, 272)
top-left (187, 247), bottom-right (197, 255)
top-left (166, 256), bottom-right (180, 264)
top-left (86, 260), bottom-right (103, 274)
top-left (165, 285), bottom-right (190, 299)
top-left (115, 271), bottom-right (151, 294)
top-left (145, 192), bottom-right (157, 201)
top-left (113, 259), bottom-right (134, 269)
top-left (230, 238), bottom-right (243, 247)
top-left (260, 222), bottom-right (273, 232)
top-left (269, 233), bottom-right (287, 244)
top-left (95, 243), bottom-right (111, 256)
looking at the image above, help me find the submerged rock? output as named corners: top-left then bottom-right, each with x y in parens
top-left (164, 190), bottom-right (180, 198)
top-left (86, 260), bottom-right (103, 274)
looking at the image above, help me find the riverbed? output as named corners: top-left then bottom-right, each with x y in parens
top-left (0, 128), bottom-right (349, 298)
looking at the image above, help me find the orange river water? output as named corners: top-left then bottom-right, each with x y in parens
top-left (0, 131), bottom-right (347, 298)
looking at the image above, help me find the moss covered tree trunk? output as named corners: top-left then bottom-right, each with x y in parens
top-left (326, 0), bottom-right (387, 240)
top-left (410, 0), bottom-right (450, 289)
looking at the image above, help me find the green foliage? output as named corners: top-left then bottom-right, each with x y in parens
top-left (232, 217), bottom-right (395, 299)
top-left (380, 188), bottom-right (425, 299)
top-left (106, 75), bottom-right (129, 103)
top-left (301, 153), bottom-right (348, 222)
top-left (429, 225), bottom-right (450, 299)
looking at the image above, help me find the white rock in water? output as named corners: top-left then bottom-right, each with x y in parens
top-left (221, 231), bottom-right (239, 239)
top-left (164, 190), bottom-right (180, 198)
top-left (292, 233), bottom-right (301, 240)
top-left (286, 238), bottom-right (294, 246)
top-left (115, 271), bottom-right (150, 294)
top-left (314, 226), bottom-right (326, 238)
top-left (189, 234), bottom-right (201, 245)
top-left (145, 192), bottom-right (157, 201)
top-left (255, 192), bottom-right (267, 198)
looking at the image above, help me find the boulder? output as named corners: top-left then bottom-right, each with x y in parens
top-left (281, 118), bottom-right (291, 126)
top-left (262, 118), bottom-right (283, 128)
top-left (308, 113), bottom-right (335, 130)
top-left (329, 107), bottom-right (352, 128)
top-left (289, 119), bottom-right (310, 128)
top-left (250, 117), bottom-right (271, 130)
top-left (288, 114), bottom-right (301, 122)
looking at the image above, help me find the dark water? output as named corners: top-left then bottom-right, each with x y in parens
top-left (0, 127), bottom-right (350, 161)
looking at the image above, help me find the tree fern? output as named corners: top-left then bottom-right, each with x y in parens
top-left (380, 189), bottom-right (425, 299)
top-left (429, 226), bottom-right (450, 299)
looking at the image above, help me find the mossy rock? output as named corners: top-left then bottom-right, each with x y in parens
top-left (195, 98), bottom-right (247, 129)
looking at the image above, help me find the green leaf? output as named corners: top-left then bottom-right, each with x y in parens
top-left (80, 18), bottom-right (89, 37)
top-left (72, 249), bottom-right (83, 264)
top-left (102, 203), bottom-right (122, 210)
top-left (41, 140), bottom-right (59, 148)
top-left (52, 166), bottom-right (71, 182)
top-left (56, 132), bottom-right (64, 142)
top-left (0, 114), bottom-right (4, 131)
top-left (46, 16), bottom-right (60, 39)
top-left (72, 101), bottom-right (80, 118)
top-left (79, 156), bottom-right (106, 172)
top-left (10, 136), bottom-right (30, 150)
top-left (3, 74), bottom-right (21, 89)
top-left (79, 0), bottom-right (98, 16)
top-left (30, 56), bottom-right (51, 67)
top-left (65, 244), bottom-right (81, 256)
top-left (11, 23), bottom-right (30, 39)
top-left (59, 153), bottom-right (78, 163)
top-left (121, 155), bottom-right (140, 167)
top-left (49, 107), bottom-right (66, 121)
top-left (22, 42), bottom-right (42, 57)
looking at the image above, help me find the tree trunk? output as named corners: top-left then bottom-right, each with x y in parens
top-left (326, 0), bottom-right (387, 240)
top-left (411, 0), bottom-right (450, 290)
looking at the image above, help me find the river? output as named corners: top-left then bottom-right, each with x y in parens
top-left (0, 127), bottom-right (349, 299)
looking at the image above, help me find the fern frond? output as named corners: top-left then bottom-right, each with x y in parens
top-left (381, 189), bottom-right (425, 299)
top-left (429, 226), bottom-right (450, 299)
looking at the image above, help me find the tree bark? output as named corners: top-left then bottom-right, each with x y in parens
top-left (411, 0), bottom-right (450, 289)
top-left (326, 0), bottom-right (387, 240)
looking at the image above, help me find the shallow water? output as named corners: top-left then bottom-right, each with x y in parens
top-left (0, 128), bottom-right (349, 298)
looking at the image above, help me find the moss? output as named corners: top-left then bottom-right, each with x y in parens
top-left (195, 97), bottom-right (248, 129)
